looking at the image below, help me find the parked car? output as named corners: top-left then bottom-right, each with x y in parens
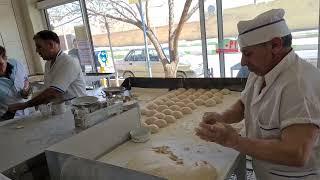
top-left (115, 48), bottom-right (203, 78)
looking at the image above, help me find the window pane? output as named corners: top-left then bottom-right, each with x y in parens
top-left (86, 0), bottom-right (204, 78)
top-left (46, 1), bottom-right (95, 73)
top-left (222, 0), bottom-right (319, 78)
top-left (204, 0), bottom-right (219, 77)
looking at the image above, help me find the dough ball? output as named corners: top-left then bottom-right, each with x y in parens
top-left (204, 92), bottom-right (214, 98)
top-left (186, 88), bottom-right (196, 93)
top-left (214, 92), bottom-right (224, 98)
top-left (193, 92), bottom-right (203, 97)
top-left (146, 109), bottom-right (158, 117)
top-left (154, 112), bottom-right (166, 119)
top-left (172, 111), bottom-right (183, 119)
top-left (147, 124), bottom-right (160, 134)
top-left (140, 108), bottom-right (148, 115)
top-left (182, 98), bottom-right (192, 104)
top-left (146, 103), bottom-right (158, 110)
top-left (145, 117), bottom-right (158, 125)
top-left (220, 88), bottom-right (231, 95)
top-left (194, 99), bottom-right (205, 106)
top-left (212, 96), bottom-right (222, 104)
top-left (162, 109), bottom-right (173, 115)
top-left (154, 100), bottom-right (164, 105)
top-left (153, 119), bottom-right (168, 128)
top-left (210, 89), bottom-right (219, 93)
top-left (181, 107), bottom-right (192, 114)
top-left (161, 98), bottom-right (171, 103)
top-left (164, 115), bottom-right (177, 123)
top-left (182, 91), bottom-right (192, 96)
top-left (176, 102), bottom-right (186, 107)
top-left (199, 95), bottom-right (209, 101)
top-left (169, 105), bottom-right (180, 111)
top-left (205, 99), bottom-right (216, 107)
top-left (197, 89), bottom-right (206, 93)
top-left (177, 95), bottom-right (187, 100)
top-left (189, 95), bottom-right (197, 101)
top-left (157, 105), bottom-right (169, 112)
top-left (187, 103), bottom-right (197, 110)
top-left (177, 88), bottom-right (186, 93)
top-left (171, 97), bottom-right (180, 102)
top-left (166, 101), bottom-right (175, 106)
top-left (167, 93), bottom-right (176, 98)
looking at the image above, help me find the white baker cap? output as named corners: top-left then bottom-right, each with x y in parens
top-left (237, 9), bottom-right (291, 48)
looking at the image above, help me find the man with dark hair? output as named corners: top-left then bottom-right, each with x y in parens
top-left (0, 46), bottom-right (31, 120)
top-left (196, 9), bottom-right (320, 179)
top-left (9, 30), bottom-right (86, 112)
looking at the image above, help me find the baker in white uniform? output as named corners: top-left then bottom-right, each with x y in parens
top-left (8, 30), bottom-right (86, 112)
top-left (196, 9), bottom-right (320, 180)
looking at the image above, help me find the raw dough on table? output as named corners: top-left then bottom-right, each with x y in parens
top-left (204, 92), bottom-right (214, 98)
top-left (145, 109), bottom-right (157, 117)
top-left (172, 111), bottom-right (183, 119)
top-left (181, 107), bottom-right (192, 114)
top-left (177, 95), bottom-right (187, 100)
top-left (155, 113), bottom-right (166, 119)
top-left (167, 93), bottom-right (176, 98)
top-left (153, 119), bottom-right (168, 128)
top-left (199, 95), bottom-right (209, 101)
top-left (171, 97), bottom-right (180, 102)
top-left (162, 109), bottom-right (173, 115)
top-left (147, 124), bottom-right (160, 134)
top-left (175, 102), bottom-right (186, 107)
top-left (196, 88), bottom-right (206, 93)
top-left (212, 96), bottom-right (222, 104)
top-left (127, 150), bottom-right (217, 180)
top-left (166, 101), bottom-right (175, 106)
top-left (194, 99), bottom-right (205, 106)
top-left (220, 88), bottom-right (231, 95)
top-left (214, 92), bottom-right (223, 98)
top-left (187, 103), bottom-right (197, 110)
top-left (181, 99), bottom-right (192, 104)
top-left (154, 100), bottom-right (164, 105)
top-left (164, 115), bottom-right (177, 123)
top-left (205, 99), bottom-right (216, 107)
top-left (145, 117), bottom-right (158, 125)
top-left (146, 103), bottom-right (158, 110)
top-left (157, 105), bottom-right (169, 112)
top-left (210, 89), bottom-right (219, 93)
top-left (189, 95), bottom-right (196, 101)
top-left (140, 108), bottom-right (148, 115)
top-left (169, 105), bottom-right (180, 111)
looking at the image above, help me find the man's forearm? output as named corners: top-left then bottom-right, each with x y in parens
top-left (222, 100), bottom-right (244, 124)
top-left (26, 88), bottom-right (62, 108)
top-left (235, 137), bottom-right (307, 167)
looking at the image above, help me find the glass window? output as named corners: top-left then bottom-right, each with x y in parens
top-left (204, 0), bottom-right (219, 77)
top-left (46, 1), bottom-right (95, 73)
top-left (85, 0), bottom-right (204, 78)
top-left (222, 0), bottom-right (319, 77)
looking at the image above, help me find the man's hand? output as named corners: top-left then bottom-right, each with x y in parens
top-left (195, 122), bottom-right (240, 149)
top-left (202, 112), bottom-right (224, 124)
top-left (8, 102), bottom-right (28, 112)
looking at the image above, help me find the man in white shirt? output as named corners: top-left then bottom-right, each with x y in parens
top-left (196, 9), bottom-right (320, 180)
top-left (8, 30), bottom-right (86, 112)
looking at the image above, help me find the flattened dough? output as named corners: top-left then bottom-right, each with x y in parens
top-left (145, 117), bottom-right (158, 125)
top-left (154, 113), bottom-right (166, 119)
top-left (146, 103), bottom-right (158, 110)
top-left (127, 150), bottom-right (217, 180)
top-left (175, 102), bottom-right (186, 107)
top-left (187, 103), bottom-right (197, 110)
top-left (169, 105), bottom-right (180, 111)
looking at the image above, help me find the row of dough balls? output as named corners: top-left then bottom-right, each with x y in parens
top-left (141, 88), bottom-right (231, 133)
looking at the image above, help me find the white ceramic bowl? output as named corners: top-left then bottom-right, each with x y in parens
top-left (130, 127), bottom-right (151, 143)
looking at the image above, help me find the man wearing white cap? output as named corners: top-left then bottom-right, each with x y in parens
top-left (196, 9), bottom-right (320, 180)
